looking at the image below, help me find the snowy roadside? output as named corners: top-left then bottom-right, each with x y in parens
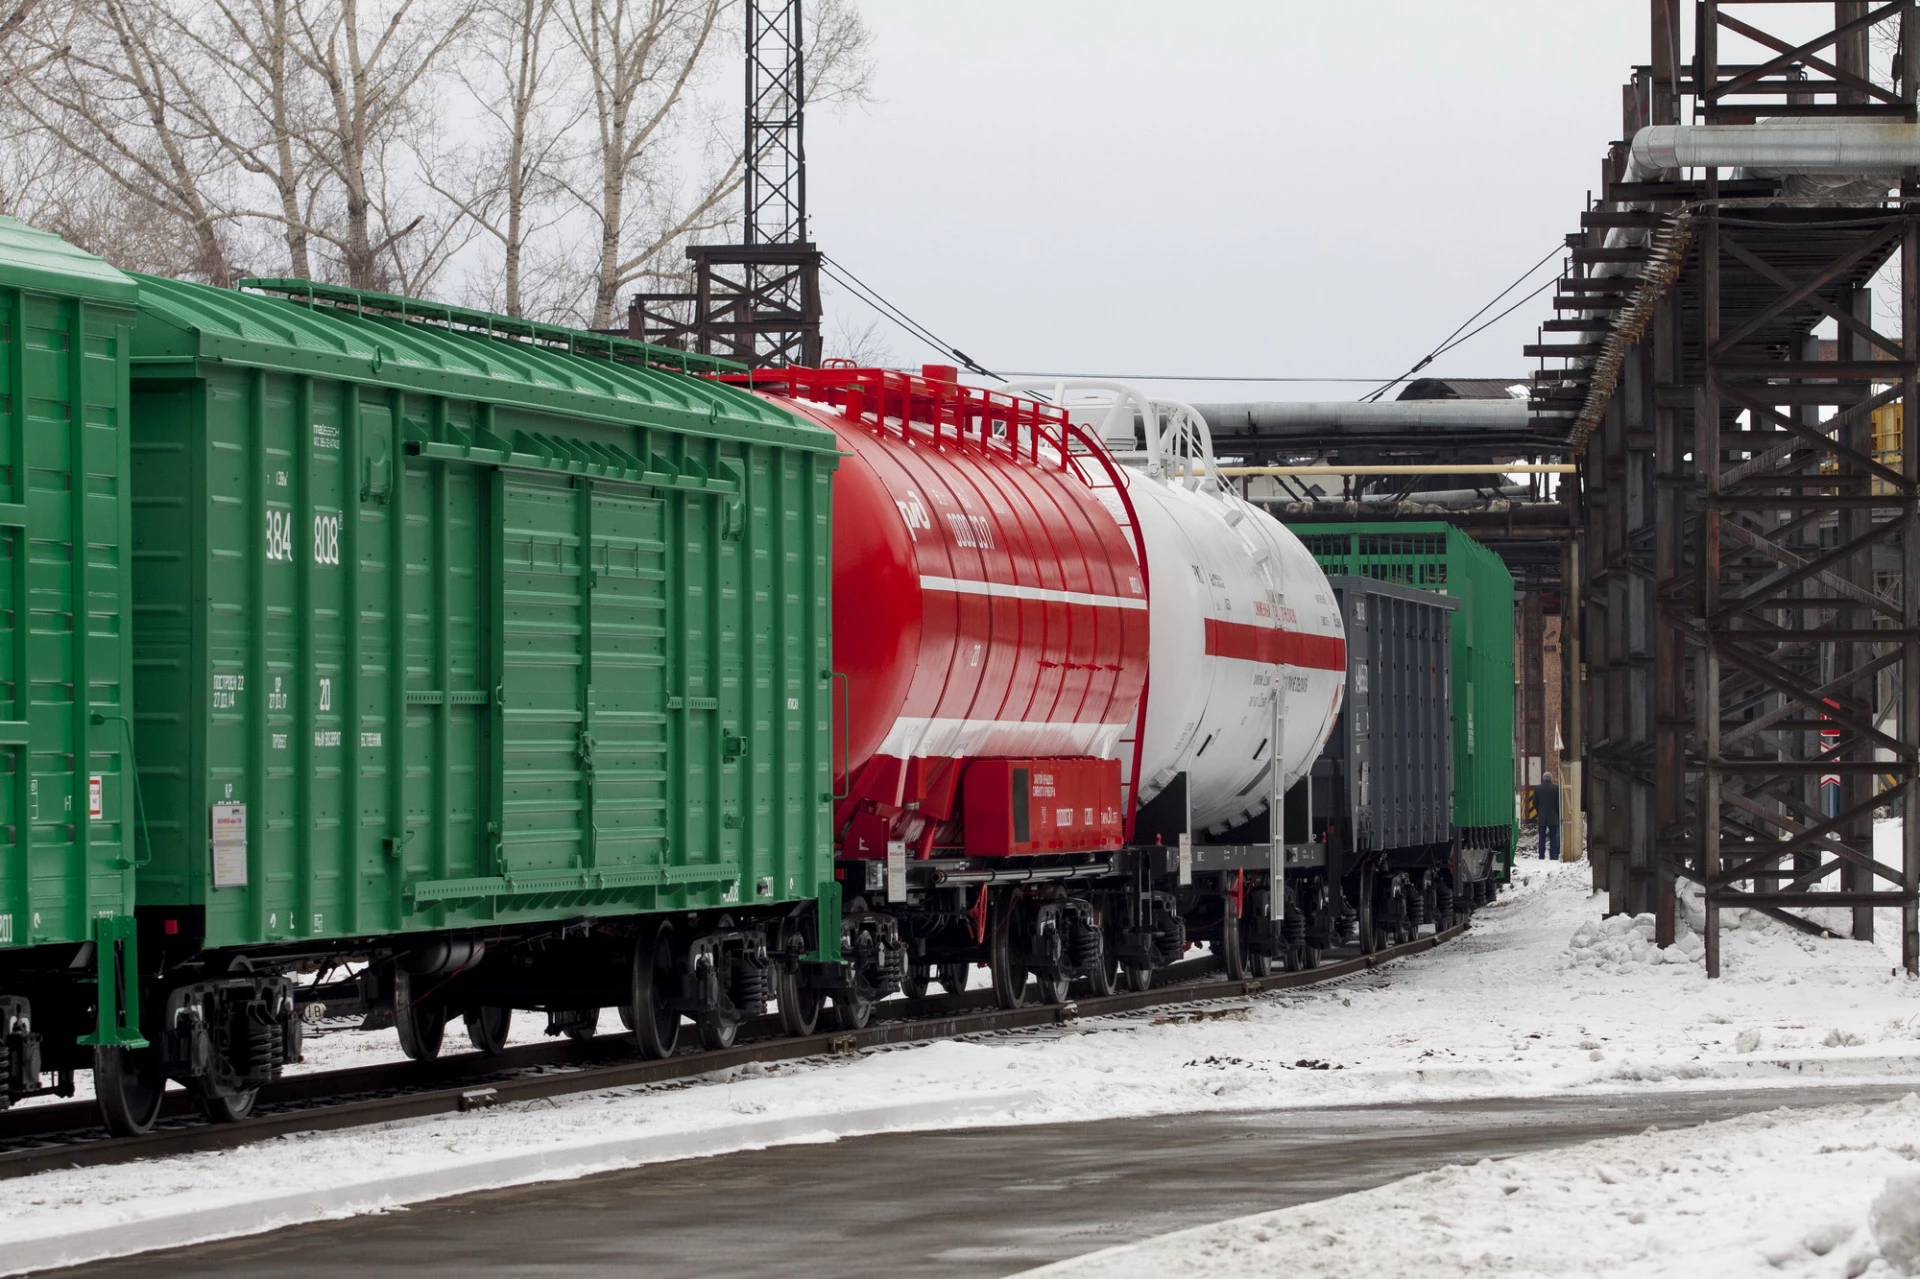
top-left (3, 833), bottom-right (1917, 1266)
top-left (1030, 1094), bottom-right (1920, 1278)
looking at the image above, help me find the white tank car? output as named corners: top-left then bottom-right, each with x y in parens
top-left (998, 381), bottom-right (1347, 835)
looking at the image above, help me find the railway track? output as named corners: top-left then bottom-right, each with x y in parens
top-left (0, 923), bottom-right (1466, 1180)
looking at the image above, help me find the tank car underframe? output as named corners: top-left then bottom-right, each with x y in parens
top-left (836, 834), bottom-right (1468, 1007)
top-left (1141, 836), bottom-right (1494, 967)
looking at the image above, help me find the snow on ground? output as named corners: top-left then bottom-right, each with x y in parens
top-left (5, 831), bottom-right (1919, 1265)
top-left (1032, 1094), bottom-right (1920, 1278)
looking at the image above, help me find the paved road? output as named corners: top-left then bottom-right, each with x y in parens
top-left (55, 1083), bottom-right (1919, 1277)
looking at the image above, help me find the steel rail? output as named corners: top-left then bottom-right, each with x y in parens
top-left (0, 923), bottom-right (1466, 1180)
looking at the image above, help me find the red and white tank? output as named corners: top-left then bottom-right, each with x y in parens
top-left (1001, 381), bottom-right (1347, 836)
top-left (737, 366), bottom-right (1151, 859)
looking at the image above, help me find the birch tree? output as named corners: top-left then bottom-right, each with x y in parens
top-left (290, 0), bottom-right (475, 290)
top-left (426, 0), bottom-right (575, 316)
top-left (178, 0), bottom-right (325, 279)
top-left (4, 0), bottom-right (243, 282)
top-left (559, 0), bottom-right (730, 328)
top-left (559, 0), bottom-right (873, 329)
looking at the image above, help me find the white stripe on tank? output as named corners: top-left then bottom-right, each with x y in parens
top-left (918, 575), bottom-right (1147, 611)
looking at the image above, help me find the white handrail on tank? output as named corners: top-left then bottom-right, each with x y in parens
top-left (1148, 398), bottom-right (1219, 491)
top-left (996, 378), bottom-right (1222, 489)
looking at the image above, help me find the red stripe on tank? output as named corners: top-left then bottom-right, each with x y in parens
top-left (1203, 619), bottom-right (1347, 671)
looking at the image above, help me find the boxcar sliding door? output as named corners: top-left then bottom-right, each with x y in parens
top-left (495, 471), bottom-right (741, 904)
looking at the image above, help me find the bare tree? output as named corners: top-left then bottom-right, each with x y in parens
top-left (558, 0), bottom-right (734, 328)
top-left (3, 0), bottom-right (248, 282)
top-left (823, 311), bottom-right (890, 367)
top-left (425, 0), bottom-right (575, 315)
top-left (804, 0), bottom-right (873, 112)
top-left (290, 0), bottom-right (475, 290)
top-left (0, 0), bottom-right (73, 85)
top-left (0, 0), bottom-right (875, 317)
top-left (556, 0), bottom-right (873, 329)
top-left (171, 0), bottom-right (327, 279)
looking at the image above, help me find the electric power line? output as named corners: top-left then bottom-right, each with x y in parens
top-left (995, 371), bottom-right (1521, 385)
top-left (819, 254), bottom-right (1002, 380)
top-left (1358, 241), bottom-right (1567, 402)
top-left (1424, 276), bottom-right (1560, 364)
top-left (822, 247), bottom-right (1552, 393)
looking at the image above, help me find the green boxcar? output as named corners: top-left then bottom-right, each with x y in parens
top-left (125, 277), bottom-right (840, 948)
top-left (1290, 523), bottom-right (1518, 883)
top-left (0, 219), bottom-right (145, 1070)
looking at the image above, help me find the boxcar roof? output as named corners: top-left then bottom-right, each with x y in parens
top-left (0, 216), bottom-right (140, 307)
top-left (129, 272), bottom-right (836, 452)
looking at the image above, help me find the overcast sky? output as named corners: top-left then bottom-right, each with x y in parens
top-left (806, 1), bottom-right (1645, 404)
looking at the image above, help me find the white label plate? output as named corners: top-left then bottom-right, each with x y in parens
top-left (211, 802), bottom-right (248, 889)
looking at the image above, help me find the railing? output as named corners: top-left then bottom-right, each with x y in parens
top-left (717, 365), bottom-right (1076, 470)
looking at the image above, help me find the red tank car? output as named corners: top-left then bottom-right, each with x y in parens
top-left (735, 366), bottom-right (1150, 861)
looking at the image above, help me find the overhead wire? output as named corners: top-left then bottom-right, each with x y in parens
top-left (819, 254), bottom-right (1002, 380)
top-left (822, 245), bottom-right (1555, 393)
top-left (1423, 275), bottom-right (1561, 363)
top-left (995, 372), bottom-right (1520, 384)
top-left (1357, 241), bottom-right (1567, 402)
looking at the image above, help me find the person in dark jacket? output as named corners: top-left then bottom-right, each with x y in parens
top-left (1534, 773), bottom-right (1561, 860)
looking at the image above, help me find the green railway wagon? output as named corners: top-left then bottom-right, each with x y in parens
top-left (1289, 522), bottom-right (1518, 888)
top-left (89, 273), bottom-right (851, 1131)
top-left (0, 219), bottom-right (146, 1110)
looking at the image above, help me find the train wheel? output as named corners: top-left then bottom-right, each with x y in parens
top-left (902, 964), bottom-right (932, 999)
top-left (937, 962), bottom-right (971, 997)
top-left (697, 1015), bottom-right (739, 1050)
top-left (989, 889), bottom-right (1029, 1009)
top-left (1084, 928), bottom-right (1118, 997)
top-left (1219, 900), bottom-right (1248, 981)
top-left (1247, 949), bottom-right (1274, 978)
top-left (1356, 868), bottom-right (1380, 955)
top-left (776, 963), bottom-right (822, 1037)
top-left (630, 921), bottom-right (681, 1060)
top-left (563, 1009), bottom-right (601, 1042)
top-left (94, 1044), bottom-right (165, 1137)
top-left (394, 971), bottom-right (445, 1062)
top-left (463, 1006), bottom-right (512, 1055)
top-left (1121, 962), bottom-right (1152, 993)
top-left (1036, 973), bottom-right (1070, 1004)
top-left (200, 1087), bottom-right (257, 1124)
top-left (1302, 946), bottom-right (1322, 969)
top-left (828, 992), bottom-right (873, 1030)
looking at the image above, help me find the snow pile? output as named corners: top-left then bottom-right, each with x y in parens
top-left (1032, 1094), bottom-right (1920, 1278)
top-left (1876, 1171), bottom-right (1920, 1275)
top-left (1567, 908), bottom-right (1707, 969)
top-left (3, 844), bottom-right (1917, 1263)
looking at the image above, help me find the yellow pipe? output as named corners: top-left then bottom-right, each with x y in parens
top-left (1215, 463), bottom-right (1575, 477)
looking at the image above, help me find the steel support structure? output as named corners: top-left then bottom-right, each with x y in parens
top-left (1543, 0), bottom-right (1920, 973)
top-left (1518, 589), bottom-right (1549, 790)
top-left (629, 0), bottom-right (823, 367)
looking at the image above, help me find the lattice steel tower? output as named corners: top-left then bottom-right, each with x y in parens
top-left (744, 0), bottom-right (805, 247)
top-left (629, 0), bottom-right (823, 367)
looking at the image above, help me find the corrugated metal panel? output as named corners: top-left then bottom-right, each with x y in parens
top-left (129, 276), bottom-right (823, 452)
top-left (0, 217), bottom-right (140, 307)
top-left (0, 222), bottom-right (137, 951)
top-left (128, 286), bottom-right (836, 948)
top-left (1292, 522), bottom-right (1517, 868)
top-left (1327, 576), bottom-right (1456, 852)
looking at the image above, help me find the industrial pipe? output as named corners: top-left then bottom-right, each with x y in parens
top-left (1217, 464), bottom-right (1572, 476)
top-left (1630, 122), bottom-right (1920, 177)
top-left (1193, 400), bottom-right (1530, 436)
top-left (1249, 483), bottom-right (1530, 508)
